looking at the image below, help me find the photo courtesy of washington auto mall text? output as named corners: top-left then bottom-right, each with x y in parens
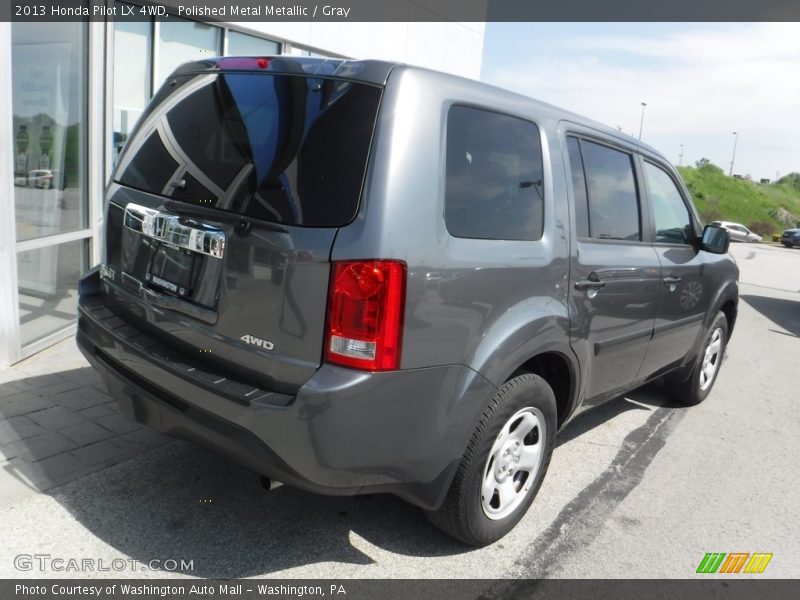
top-left (14, 583), bottom-right (349, 598)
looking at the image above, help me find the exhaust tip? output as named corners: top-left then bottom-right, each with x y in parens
top-left (259, 475), bottom-right (283, 492)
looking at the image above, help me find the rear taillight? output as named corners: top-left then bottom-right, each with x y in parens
top-left (325, 260), bottom-right (406, 371)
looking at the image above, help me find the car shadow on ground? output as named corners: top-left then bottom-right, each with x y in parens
top-left (556, 380), bottom-right (676, 447)
top-left (1, 368), bottom-right (677, 577)
top-left (741, 294), bottom-right (800, 337)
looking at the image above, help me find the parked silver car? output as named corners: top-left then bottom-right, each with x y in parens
top-left (711, 221), bottom-right (763, 243)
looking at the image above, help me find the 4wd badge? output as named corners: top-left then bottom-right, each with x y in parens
top-left (240, 334), bottom-right (274, 350)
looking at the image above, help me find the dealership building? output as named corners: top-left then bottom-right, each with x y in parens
top-left (0, 3), bottom-right (485, 369)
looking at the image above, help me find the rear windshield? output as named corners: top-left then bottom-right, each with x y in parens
top-left (114, 72), bottom-right (382, 227)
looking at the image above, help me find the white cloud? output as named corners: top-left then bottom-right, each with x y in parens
top-left (482, 24), bottom-right (800, 179)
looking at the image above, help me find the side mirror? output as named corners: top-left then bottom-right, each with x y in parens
top-left (700, 224), bottom-right (730, 254)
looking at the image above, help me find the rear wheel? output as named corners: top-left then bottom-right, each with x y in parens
top-left (783, 242), bottom-right (793, 248)
top-left (666, 311), bottom-right (728, 406)
top-left (426, 374), bottom-right (556, 546)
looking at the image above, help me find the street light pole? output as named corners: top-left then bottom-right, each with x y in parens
top-left (679, 144), bottom-right (684, 166)
top-left (638, 102), bottom-right (647, 140)
top-left (729, 131), bottom-right (738, 177)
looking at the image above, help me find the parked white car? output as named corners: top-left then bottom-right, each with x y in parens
top-left (28, 169), bottom-right (54, 189)
top-left (710, 221), bottom-right (763, 243)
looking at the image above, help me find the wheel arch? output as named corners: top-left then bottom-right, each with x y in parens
top-left (513, 351), bottom-right (578, 429)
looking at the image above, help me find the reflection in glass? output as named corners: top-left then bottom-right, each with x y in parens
top-left (17, 239), bottom-right (88, 347)
top-left (644, 162), bottom-right (692, 244)
top-left (581, 140), bottom-right (640, 241)
top-left (115, 73), bottom-right (381, 227)
top-left (11, 22), bottom-right (88, 241)
top-left (112, 8), bottom-right (152, 163)
top-left (156, 18), bottom-right (222, 87)
top-left (227, 30), bottom-right (280, 56)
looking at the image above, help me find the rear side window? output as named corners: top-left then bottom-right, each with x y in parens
top-left (115, 73), bottom-right (382, 227)
top-left (643, 161), bottom-right (693, 244)
top-left (569, 138), bottom-right (641, 241)
top-left (445, 106), bottom-right (544, 241)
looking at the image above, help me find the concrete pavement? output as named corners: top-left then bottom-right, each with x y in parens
top-left (0, 340), bottom-right (170, 509)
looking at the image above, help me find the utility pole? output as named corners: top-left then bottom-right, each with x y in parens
top-left (638, 102), bottom-right (647, 140)
top-left (678, 144), bottom-right (684, 166)
top-left (729, 131), bottom-right (738, 177)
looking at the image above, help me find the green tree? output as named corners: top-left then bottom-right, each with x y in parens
top-left (777, 172), bottom-right (800, 190)
top-left (695, 158), bottom-right (724, 174)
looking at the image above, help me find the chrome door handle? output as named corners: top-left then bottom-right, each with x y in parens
top-left (663, 276), bottom-right (682, 285)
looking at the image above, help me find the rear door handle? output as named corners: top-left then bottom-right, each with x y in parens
top-left (663, 276), bottom-right (682, 285)
top-left (574, 278), bottom-right (606, 291)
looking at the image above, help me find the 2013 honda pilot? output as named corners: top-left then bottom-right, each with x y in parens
top-left (77, 57), bottom-right (738, 546)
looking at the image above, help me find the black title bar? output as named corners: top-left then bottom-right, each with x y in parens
top-left (3, 0), bottom-right (800, 22)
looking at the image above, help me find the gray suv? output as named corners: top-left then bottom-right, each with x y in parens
top-left (77, 58), bottom-right (738, 546)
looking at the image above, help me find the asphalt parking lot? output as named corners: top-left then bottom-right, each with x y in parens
top-left (0, 242), bottom-right (798, 580)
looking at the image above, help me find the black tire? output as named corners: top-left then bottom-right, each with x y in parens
top-left (665, 311), bottom-right (728, 406)
top-left (426, 373), bottom-right (557, 547)
top-left (783, 242), bottom-right (793, 248)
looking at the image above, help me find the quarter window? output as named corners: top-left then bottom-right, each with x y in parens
top-left (567, 136), bottom-right (589, 238)
top-left (445, 106), bottom-right (544, 241)
top-left (644, 161), bottom-right (694, 244)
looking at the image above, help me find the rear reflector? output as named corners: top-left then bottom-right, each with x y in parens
top-left (325, 260), bottom-right (406, 371)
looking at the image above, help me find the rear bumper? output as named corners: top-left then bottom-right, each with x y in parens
top-left (77, 273), bottom-right (496, 510)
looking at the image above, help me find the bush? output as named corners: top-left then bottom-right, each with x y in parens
top-left (747, 221), bottom-right (774, 236)
top-left (768, 206), bottom-right (799, 226)
top-left (695, 158), bottom-right (724, 175)
top-left (700, 208), bottom-right (724, 223)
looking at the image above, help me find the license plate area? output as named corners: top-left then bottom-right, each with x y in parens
top-left (121, 203), bottom-right (226, 310)
top-left (146, 243), bottom-right (196, 298)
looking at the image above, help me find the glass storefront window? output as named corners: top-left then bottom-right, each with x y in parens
top-left (112, 8), bottom-right (151, 162)
top-left (289, 47), bottom-right (332, 58)
top-left (227, 30), bottom-right (280, 56)
top-left (17, 239), bottom-right (88, 347)
top-left (11, 22), bottom-right (88, 242)
top-left (156, 18), bottom-right (222, 87)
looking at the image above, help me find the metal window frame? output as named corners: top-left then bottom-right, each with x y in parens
top-left (0, 21), bottom-right (103, 368)
top-left (0, 21), bottom-right (20, 369)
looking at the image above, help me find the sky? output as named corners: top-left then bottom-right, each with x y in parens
top-left (481, 22), bottom-right (800, 181)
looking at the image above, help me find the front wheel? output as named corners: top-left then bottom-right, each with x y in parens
top-left (426, 374), bottom-right (557, 546)
top-left (666, 311), bottom-right (728, 406)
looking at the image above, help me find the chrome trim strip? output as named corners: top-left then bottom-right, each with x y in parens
top-left (123, 203), bottom-right (225, 259)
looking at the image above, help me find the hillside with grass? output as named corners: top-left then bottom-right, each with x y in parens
top-left (677, 160), bottom-right (800, 237)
